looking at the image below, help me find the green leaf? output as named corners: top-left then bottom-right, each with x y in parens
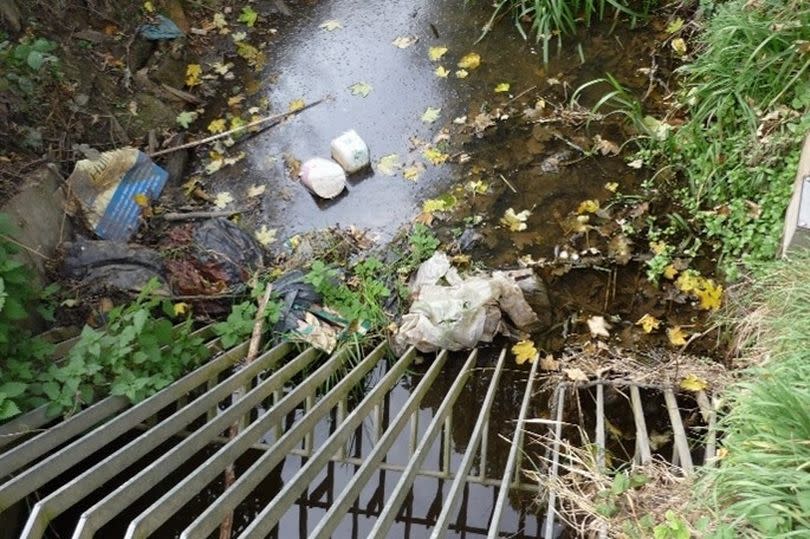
top-left (176, 111), bottom-right (198, 129)
top-left (26, 50), bottom-right (44, 71)
top-left (0, 381), bottom-right (27, 398)
top-left (0, 399), bottom-right (21, 420)
top-left (238, 6), bottom-right (258, 27)
top-left (611, 472), bottom-right (631, 495)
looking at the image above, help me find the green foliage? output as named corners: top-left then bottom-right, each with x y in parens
top-left (475, 0), bottom-right (657, 62)
top-left (653, 510), bottom-right (691, 539)
top-left (304, 258), bottom-right (391, 327)
top-left (0, 35), bottom-right (59, 96)
top-left (699, 253), bottom-right (810, 536)
top-left (213, 284), bottom-right (283, 349)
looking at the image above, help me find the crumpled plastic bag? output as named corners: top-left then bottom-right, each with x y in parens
top-left (394, 252), bottom-right (542, 353)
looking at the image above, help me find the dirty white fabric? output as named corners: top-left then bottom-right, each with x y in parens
top-left (395, 252), bottom-right (541, 353)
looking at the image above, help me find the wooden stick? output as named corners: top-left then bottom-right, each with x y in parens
top-left (219, 284), bottom-right (273, 539)
top-left (149, 98), bottom-right (325, 158)
top-left (160, 209), bottom-right (242, 221)
top-left (498, 173), bottom-right (517, 194)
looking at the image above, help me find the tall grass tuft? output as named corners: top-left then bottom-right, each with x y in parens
top-left (473, 0), bottom-right (657, 62)
top-left (700, 251), bottom-right (810, 536)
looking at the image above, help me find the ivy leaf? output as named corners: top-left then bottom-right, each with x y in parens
top-left (500, 208), bottom-right (531, 231)
top-left (207, 118), bottom-right (227, 134)
top-left (494, 82), bottom-right (511, 93)
top-left (392, 35), bottom-right (418, 49)
top-left (185, 64), bottom-right (202, 87)
top-left (679, 373), bottom-right (708, 392)
top-left (288, 98), bottom-right (306, 111)
top-left (512, 340), bottom-right (537, 365)
top-left (173, 302), bottom-right (189, 316)
top-left (428, 46), bottom-right (448, 61)
top-left (319, 19), bottom-right (343, 31)
top-left (238, 6), bottom-right (258, 27)
top-left (667, 326), bottom-right (688, 346)
top-left (455, 69), bottom-right (469, 79)
top-left (421, 106), bottom-right (441, 123)
top-left (213, 191), bottom-right (234, 209)
top-left (176, 110), bottom-right (198, 128)
top-left (255, 225), bottom-right (277, 246)
top-left (349, 82), bottom-right (373, 98)
top-left (377, 154), bottom-right (401, 176)
top-left (434, 66), bottom-right (449, 78)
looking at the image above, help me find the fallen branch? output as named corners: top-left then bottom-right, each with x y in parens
top-left (219, 284), bottom-right (273, 539)
top-left (160, 209), bottom-right (242, 221)
top-left (149, 98), bottom-right (326, 158)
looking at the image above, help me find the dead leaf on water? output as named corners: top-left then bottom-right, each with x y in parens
top-left (455, 69), bottom-right (469, 79)
top-left (512, 340), bottom-right (537, 365)
top-left (587, 316), bottom-right (611, 338)
top-left (500, 208), bottom-right (531, 231)
top-left (403, 162), bottom-right (424, 182)
top-left (434, 66), bottom-right (449, 78)
top-left (247, 184), bottom-right (266, 198)
top-left (213, 191), bottom-right (234, 209)
top-left (254, 225), bottom-right (277, 246)
top-left (319, 19), bottom-right (343, 31)
top-left (428, 46), bottom-right (448, 61)
top-left (421, 107), bottom-right (441, 123)
top-left (377, 154), bottom-right (401, 176)
top-left (288, 99), bottom-right (305, 112)
top-left (494, 82), bottom-right (510, 93)
top-left (392, 35), bottom-right (418, 48)
top-left (423, 147), bottom-right (449, 165)
top-left (349, 82), bottom-right (373, 98)
top-left (457, 52), bottom-right (481, 70)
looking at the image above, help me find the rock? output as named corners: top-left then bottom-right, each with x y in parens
top-left (0, 166), bottom-right (72, 284)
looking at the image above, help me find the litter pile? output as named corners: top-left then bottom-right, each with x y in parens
top-left (395, 252), bottom-right (546, 352)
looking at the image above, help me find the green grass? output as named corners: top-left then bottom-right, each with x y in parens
top-left (698, 251), bottom-right (810, 536)
top-left (473, 0), bottom-right (657, 62)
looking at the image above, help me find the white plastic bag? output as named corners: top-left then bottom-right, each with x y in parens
top-left (330, 130), bottom-right (370, 173)
top-left (299, 158), bottom-right (346, 199)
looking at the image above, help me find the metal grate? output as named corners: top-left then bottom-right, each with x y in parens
top-left (0, 333), bottom-right (545, 539)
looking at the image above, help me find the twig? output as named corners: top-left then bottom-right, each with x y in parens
top-left (506, 85), bottom-right (538, 105)
top-left (149, 99), bottom-right (325, 158)
top-left (498, 173), bottom-right (517, 194)
top-left (0, 233), bottom-right (51, 260)
top-left (160, 210), bottom-right (242, 221)
top-left (219, 284), bottom-right (273, 539)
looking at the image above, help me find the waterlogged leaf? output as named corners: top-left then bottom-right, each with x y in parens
top-left (208, 118), bottom-right (227, 134)
top-left (636, 314), bottom-right (661, 333)
top-left (173, 302), bottom-right (189, 316)
top-left (319, 19), bottom-right (343, 31)
top-left (247, 184), bottom-right (266, 198)
top-left (457, 52), bottom-right (481, 70)
top-left (666, 17), bottom-right (685, 34)
top-left (349, 81), bottom-right (373, 97)
top-left (512, 339), bottom-right (537, 365)
top-left (238, 6), bottom-right (258, 27)
top-left (228, 95), bottom-right (245, 107)
top-left (668, 326), bottom-right (688, 346)
top-left (185, 64), bottom-right (202, 87)
top-left (176, 110), bottom-right (198, 128)
top-left (604, 182), bottom-right (619, 192)
top-left (403, 163), bottom-right (424, 182)
top-left (671, 37), bottom-right (687, 56)
top-left (428, 46), bottom-right (448, 61)
top-left (377, 154), bottom-right (401, 176)
top-left (680, 373), bottom-right (707, 392)
top-left (255, 225), bottom-right (277, 246)
top-left (587, 316), bottom-right (611, 338)
top-left (392, 35), bottom-right (418, 48)
top-left (434, 66), bottom-right (449, 78)
top-left (422, 195), bottom-right (456, 213)
top-left (500, 208), bottom-right (531, 231)
top-left (465, 179), bottom-right (488, 194)
top-left (455, 69), bottom-right (469, 79)
top-left (421, 106), bottom-right (441, 123)
top-left (288, 98), bottom-right (306, 112)
top-left (213, 191), bottom-right (234, 208)
top-left (577, 199), bottom-right (600, 214)
top-left (494, 82), bottom-right (510, 93)
top-left (236, 42), bottom-right (264, 67)
top-left (423, 147), bottom-right (449, 165)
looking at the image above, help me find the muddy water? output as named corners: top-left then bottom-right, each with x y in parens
top-left (218, 0), bottom-right (650, 246)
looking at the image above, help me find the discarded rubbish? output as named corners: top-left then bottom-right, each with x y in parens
top-left (66, 147), bottom-right (169, 242)
top-left (299, 157), bottom-right (347, 199)
top-left (394, 252), bottom-right (542, 353)
top-left (295, 312), bottom-right (338, 353)
top-left (272, 270), bottom-right (322, 332)
top-left (330, 130), bottom-right (370, 173)
top-left (139, 15), bottom-right (184, 40)
top-left (62, 238), bottom-right (169, 293)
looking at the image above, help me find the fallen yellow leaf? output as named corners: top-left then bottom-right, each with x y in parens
top-left (288, 99), bottom-right (305, 112)
top-left (500, 208), bottom-right (531, 231)
top-left (663, 264), bottom-right (679, 280)
top-left (133, 193), bottom-right (150, 208)
top-left (173, 302), bottom-right (189, 316)
top-left (695, 279), bottom-right (723, 310)
top-left (377, 154), bottom-right (401, 176)
top-left (671, 37), bottom-right (687, 55)
top-left (423, 147), bottom-right (449, 165)
top-left (577, 199), bottom-right (600, 214)
top-left (667, 326), bottom-right (688, 346)
top-left (428, 46), bottom-right (448, 61)
top-left (512, 340), bottom-right (537, 365)
top-left (434, 66), bottom-right (449, 78)
top-left (680, 373), bottom-right (708, 392)
top-left (636, 313), bottom-right (661, 334)
top-left (457, 52), bottom-right (481, 70)
top-left (564, 367), bottom-right (589, 382)
top-left (455, 69), bottom-right (469, 79)
top-left (255, 225), bottom-right (277, 246)
top-left (494, 82), bottom-right (510, 93)
top-left (539, 354), bottom-right (560, 371)
top-left (403, 163), bottom-right (424, 182)
top-left (213, 191), bottom-right (234, 209)
top-left (185, 64), bottom-right (202, 87)
top-left (604, 182), bottom-right (619, 192)
top-left (208, 118), bottom-right (227, 134)
top-left (587, 316), bottom-right (611, 338)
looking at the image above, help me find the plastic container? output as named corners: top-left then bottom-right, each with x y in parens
top-left (299, 158), bottom-right (347, 199)
top-left (330, 130), bottom-right (370, 173)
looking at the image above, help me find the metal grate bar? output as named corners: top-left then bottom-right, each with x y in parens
top-left (595, 383), bottom-right (606, 470)
top-left (0, 338), bottom-right (247, 512)
top-left (543, 384), bottom-right (567, 539)
top-left (664, 388), bottom-right (693, 473)
top-left (308, 350), bottom-right (449, 539)
top-left (225, 346), bottom-right (415, 538)
top-left (430, 348), bottom-right (507, 539)
top-left (117, 345), bottom-right (337, 539)
top-left (630, 386), bottom-right (652, 465)
top-left (368, 349), bottom-right (478, 539)
top-left (21, 342), bottom-right (295, 539)
top-left (487, 357), bottom-right (539, 539)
